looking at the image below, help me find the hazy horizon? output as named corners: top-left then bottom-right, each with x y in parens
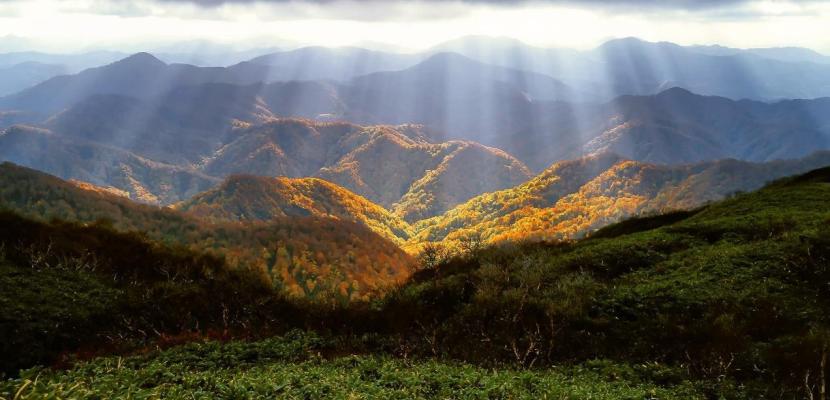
top-left (1, 0), bottom-right (829, 55)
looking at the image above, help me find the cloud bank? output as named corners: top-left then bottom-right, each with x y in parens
top-left (0, 0), bottom-right (827, 53)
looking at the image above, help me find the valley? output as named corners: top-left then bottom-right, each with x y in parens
top-left (2, 8), bottom-right (830, 397)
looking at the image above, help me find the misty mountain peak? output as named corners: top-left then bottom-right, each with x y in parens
top-left (433, 35), bottom-right (533, 51)
top-left (655, 86), bottom-right (696, 99)
top-left (112, 52), bottom-right (166, 69)
top-left (411, 52), bottom-right (481, 72)
top-left (595, 37), bottom-right (683, 55)
top-left (596, 37), bottom-right (649, 49)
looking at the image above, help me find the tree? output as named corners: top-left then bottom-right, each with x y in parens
top-left (417, 242), bottom-right (449, 270)
top-left (459, 231), bottom-right (484, 256)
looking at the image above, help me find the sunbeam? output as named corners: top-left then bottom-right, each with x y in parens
top-left (2, 1), bottom-right (830, 398)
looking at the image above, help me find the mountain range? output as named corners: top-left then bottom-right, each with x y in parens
top-left (4, 143), bottom-right (830, 279)
top-left (1, 48), bottom-right (830, 230)
top-left (4, 36), bottom-right (830, 105)
top-left (6, 26), bottom-right (830, 399)
top-left (2, 37), bottom-right (830, 282)
top-left (0, 117), bottom-right (531, 219)
top-left (434, 36), bottom-right (830, 101)
top-left (3, 47), bottom-right (830, 172)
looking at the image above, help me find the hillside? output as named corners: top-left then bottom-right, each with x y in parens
top-left (42, 82), bottom-right (340, 165)
top-left (574, 88), bottom-right (830, 165)
top-left (413, 151), bottom-right (830, 247)
top-left (342, 52), bottom-right (575, 140)
top-left (175, 175), bottom-right (413, 244)
top-left (378, 164), bottom-right (830, 398)
top-left (481, 87), bottom-right (830, 171)
top-left (0, 61), bottom-right (67, 96)
top-left (3, 162), bottom-right (830, 398)
top-left (0, 162), bottom-right (414, 299)
top-left (0, 333), bottom-right (716, 399)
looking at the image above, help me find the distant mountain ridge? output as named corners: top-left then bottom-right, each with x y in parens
top-left (0, 53), bottom-right (273, 114)
top-left (3, 48), bottom-right (830, 171)
top-left (0, 124), bottom-right (219, 204)
top-left (432, 36), bottom-right (830, 101)
top-left (0, 62), bottom-right (68, 96)
top-left (1, 116), bottom-right (532, 220)
top-left (246, 46), bottom-right (422, 81)
top-left (3, 36), bottom-right (830, 112)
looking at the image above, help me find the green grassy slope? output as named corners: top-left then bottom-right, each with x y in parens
top-left (1, 333), bottom-right (721, 399)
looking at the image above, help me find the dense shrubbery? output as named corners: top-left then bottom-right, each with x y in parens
top-left (0, 332), bottom-right (729, 399)
top-left (0, 212), bottom-right (290, 376)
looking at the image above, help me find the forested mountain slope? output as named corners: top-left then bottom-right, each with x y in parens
top-left (413, 151), bottom-right (830, 247)
top-left (175, 174), bottom-right (413, 244)
top-left (0, 162), bottom-right (414, 299)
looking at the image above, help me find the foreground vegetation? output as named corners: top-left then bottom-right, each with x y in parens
top-left (0, 211), bottom-right (290, 375)
top-left (0, 333), bottom-right (726, 399)
top-left (2, 166), bottom-right (830, 397)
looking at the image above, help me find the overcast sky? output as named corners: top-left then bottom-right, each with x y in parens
top-left (1, 0), bottom-right (828, 53)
